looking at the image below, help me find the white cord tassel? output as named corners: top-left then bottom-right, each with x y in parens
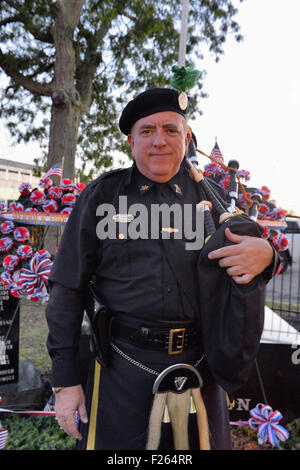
top-left (191, 388), bottom-right (210, 450)
top-left (146, 393), bottom-right (167, 450)
top-left (166, 389), bottom-right (190, 450)
top-left (146, 364), bottom-right (210, 450)
top-left (146, 389), bottom-right (210, 450)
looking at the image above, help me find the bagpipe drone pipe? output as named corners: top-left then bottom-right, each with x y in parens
top-left (185, 135), bottom-right (266, 394)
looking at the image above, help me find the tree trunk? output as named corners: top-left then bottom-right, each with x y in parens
top-left (44, 0), bottom-right (85, 254)
top-left (47, 0), bottom-right (86, 178)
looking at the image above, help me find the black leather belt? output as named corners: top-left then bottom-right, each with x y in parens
top-left (111, 320), bottom-right (202, 355)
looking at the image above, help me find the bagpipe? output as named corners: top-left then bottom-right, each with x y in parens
top-left (146, 136), bottom-right (269, 451)
top-left (184, 134), bottom-right (267, 394)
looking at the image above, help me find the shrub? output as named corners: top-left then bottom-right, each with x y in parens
top-left (1, 414), bottom-right (76, 450)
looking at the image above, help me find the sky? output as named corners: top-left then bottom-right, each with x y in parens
top-left (193, 0), bottom-right (300, 215)
top-left (0, 0), bottom-right (299, 214)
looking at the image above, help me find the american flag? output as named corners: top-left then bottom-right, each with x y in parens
top-left (41, 161), bottom-right (63, 180)
top-left (210, 141), bottom-right (224, 163)
top-left (43, 394), bottom-right (55, 414)
top-left (0, 428), bottom-right (8, 450)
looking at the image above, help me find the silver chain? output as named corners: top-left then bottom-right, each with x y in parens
top-left (111, 342), bottom-right (205, 377)
top-left (194, 355), bottom-right (205, 368)
top-left (111, 342), bottom-right (159, 376)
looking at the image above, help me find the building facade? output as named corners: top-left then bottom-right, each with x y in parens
top-left (0, 159), bottom-right (40, 203)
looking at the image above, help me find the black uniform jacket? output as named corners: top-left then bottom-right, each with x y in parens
top-left (45, 163), bottom-right (278, 389)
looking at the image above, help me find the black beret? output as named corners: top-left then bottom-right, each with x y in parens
top-left (119, 88), bottom-right (188, 135)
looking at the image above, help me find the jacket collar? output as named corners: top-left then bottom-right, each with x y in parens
top-left (131, 163), bottom-right (186, 199)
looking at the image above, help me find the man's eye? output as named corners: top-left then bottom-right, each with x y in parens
top-left (141, 129), bottom-right (151, 135)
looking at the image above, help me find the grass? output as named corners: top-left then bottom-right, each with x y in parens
top-left (1, 299), bottom-right (76, 450)
top-left (19, 297), bottom-right (51, 372)
top-left (265, 300), bottom-right (299, 313)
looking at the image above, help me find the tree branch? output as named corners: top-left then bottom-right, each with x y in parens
top-left (0, 15), bottom-right (18, 27)
top-left (0, 49), bottom-right (53, 96)
top-left (75, 19), bottom-right (111, 114)
top-left (119, 10), bottom-right (137, 22)
top-left (2, 0), bottom-right (20, 10)
top-left (24, 25), bottom-right (54, 44)
top-left (1, 1), bottom-right (54, 43)
top-left (75, 4), bottom-right (136, 114)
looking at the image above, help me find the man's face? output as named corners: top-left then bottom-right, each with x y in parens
top-left (127, 111), bottom-right (190, 182)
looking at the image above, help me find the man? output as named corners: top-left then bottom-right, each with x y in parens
top-left (46, 88), bottom-right (276, 450)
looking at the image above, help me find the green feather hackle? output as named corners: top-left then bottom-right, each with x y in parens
top-left (170, 65), bottom-right (201, 93)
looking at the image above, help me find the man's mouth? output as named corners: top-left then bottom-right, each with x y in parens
top-left (150, 153), bottom-right (170, 158)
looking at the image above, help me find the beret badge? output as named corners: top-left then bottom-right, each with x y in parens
top-left (170, 65), bottom-right (201, 111)
top-left (178, 91), bottom-right (188, 111)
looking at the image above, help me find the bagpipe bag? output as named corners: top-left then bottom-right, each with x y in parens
top-left (197, 213), bottom-right (265, 394)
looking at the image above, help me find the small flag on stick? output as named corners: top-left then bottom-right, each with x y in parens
top-left (210, 141), bottom-right (224, 164)
top-left (0, 428), bottom-right (8, 450)
top-left (41, 161), bottom-right (63, 180)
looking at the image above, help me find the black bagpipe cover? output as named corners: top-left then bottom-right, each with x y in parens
top-left (197, 213), bottom-right (266, 393)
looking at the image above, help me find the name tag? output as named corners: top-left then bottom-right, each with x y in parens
top-left (113, 214), bottom-right (134, 223)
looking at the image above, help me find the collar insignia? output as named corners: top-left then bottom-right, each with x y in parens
top-left (140, 184), bottom-right (150, 193)
top-left (173, 184), bottom-right (183, 196)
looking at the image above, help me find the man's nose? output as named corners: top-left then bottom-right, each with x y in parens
top-left (153, 129), bottom-right (166, 146)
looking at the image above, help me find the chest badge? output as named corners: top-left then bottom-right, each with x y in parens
top-left (112, 214), bottom-right (134, 223)
top-left (161, 227), bottom-right (179, 234)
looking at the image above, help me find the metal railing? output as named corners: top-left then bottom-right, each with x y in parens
top-left (264, 232), bottom-right (300, 343)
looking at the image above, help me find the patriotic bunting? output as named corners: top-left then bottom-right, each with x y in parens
top-left (230, 403), bottom-right (290, 447)
top-left (0, 174), bottom-right (86, 304)
top-left (0, 221), bottom-right (15, 235)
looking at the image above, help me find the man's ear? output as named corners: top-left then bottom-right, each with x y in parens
top-left (184, 130), bottom-right (191, 154)
top-left (128, 134), bottom-right (134, 151)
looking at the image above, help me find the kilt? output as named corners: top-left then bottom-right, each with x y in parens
top-left (77, 338), bottom-right (232, 450)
